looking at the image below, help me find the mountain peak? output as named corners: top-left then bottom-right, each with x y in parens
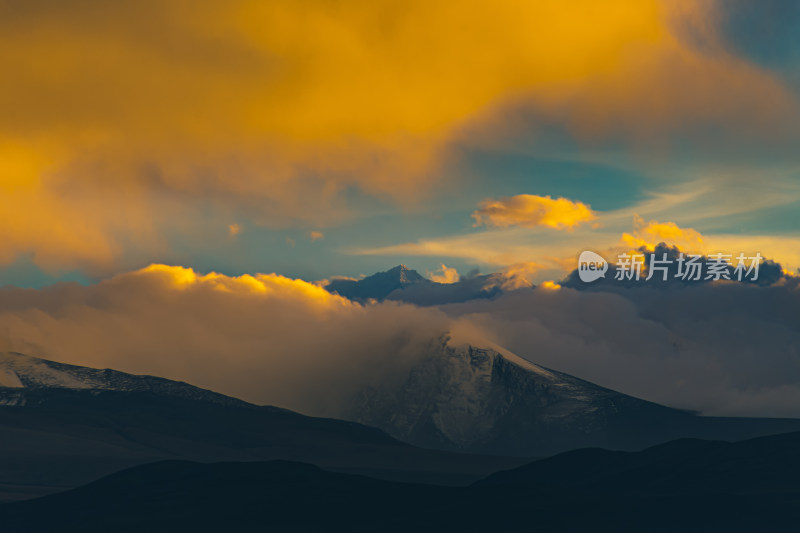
top-left (385, 264), bottom-right (426, 283)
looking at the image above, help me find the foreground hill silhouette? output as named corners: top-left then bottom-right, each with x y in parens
top-left (5, 430), bottom-right (800, 532)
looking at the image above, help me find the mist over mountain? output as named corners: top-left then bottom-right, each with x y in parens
top-left (348, 341), bottom-right (800, 456)
top-left (3, 262), bottom-right (800, 432)
top-left (4, 344), bottom-right (799, 472)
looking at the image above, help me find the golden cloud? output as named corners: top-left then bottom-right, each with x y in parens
top-left (0, 264), bottom-right (451, 415)
top-left (492, 262), bottom-right (542, 290)
top-left (473, 194), bottom-right (597, 230)
top-left (0, 0), bottom-right (796, 271)
top-left (428, 264), bottom-right (460, 284)
top-left (621, 215), bottom-right (704, 252)
top-left (538, 280), bottom-right (562, 291)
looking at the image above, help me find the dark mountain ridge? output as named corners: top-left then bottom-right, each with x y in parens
top-left (6, 430), bottom-right (800, 532)
top-left (324, 264), bottom-right (504, 304)
top-left (0, 352), bottom-right (528, 502)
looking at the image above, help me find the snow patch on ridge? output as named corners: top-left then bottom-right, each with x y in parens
top-left (494, 348), bottom-right (557, 380)
top-left (0, 352), bottom-right (94, 389)
top-left (0, 366), bottom-right (23, 388)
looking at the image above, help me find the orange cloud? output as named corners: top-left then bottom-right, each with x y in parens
top-left (473, 195), bottom-right (597, 231)
top-left (491, 262), bottom-right (542, 290)
top-left (538, 280), bottom-right (562, 291)
top-left (309, 231), bottom-right (325, 242)
top-left (621, 215), bottom-right (705, 252)
top-left (0, 264), bottom-right (451, 415)
top-left (0, 0), bottom-right (796, 272)
top-left (428, 264), bottom-right (460, 284)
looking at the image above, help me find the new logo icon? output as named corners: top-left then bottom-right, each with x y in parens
top-left (578, 251), bottom-right (608, 282)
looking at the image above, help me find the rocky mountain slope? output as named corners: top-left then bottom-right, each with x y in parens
top-left (349, 342), bottom-right (800, 456)
top-left (0, 352), bottom-right (246, 407)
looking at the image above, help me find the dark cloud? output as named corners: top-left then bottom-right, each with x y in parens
top-left (442, 270), bottom-right (800, 417)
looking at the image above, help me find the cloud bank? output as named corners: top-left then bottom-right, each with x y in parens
top-left (442, 277), bottom-right (800, 417)
top-left (1, 263), bottom-right (800, 419)
top-left (0, 265), bottom-right (450, 416)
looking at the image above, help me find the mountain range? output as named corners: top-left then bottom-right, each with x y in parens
top-left (325, 264), bottom-right (506, 305)
top-left (0, 352), bottom-right (528, 502)
top-left (3, 342), bottom-right (800, 531)
top-left (4, 345), bottom-right (800, 505)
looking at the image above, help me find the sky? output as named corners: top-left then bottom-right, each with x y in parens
top-left (2, 1), bottom-right (800, 418)
top-left (0, 0), bottom-right (798, 287)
